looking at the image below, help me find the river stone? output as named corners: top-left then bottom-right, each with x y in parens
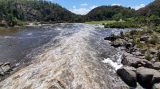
top-left (137, 67), bottom-right (160, 89)
top-left (153, 62), bottom-right (160, 70)
top-left (152, 72), bottom-right (160, 84)
top-left (1, 62), bottom-right (11, 73)
top-left (104, 36), bottom-right (117, 41)
top-left (132, 51), bottom-right (144, 56)
top-left (0, 63), bottom-right (5, 75)
top-left (153, 83), bottom-right (160, 89)
top-left (150, 48), bottom-right (158, 55)
top-left (122, 52), bottom-right (153, 68)
top-left (117, 66), bottom-right (137, 87)
top-left (111, 41), bottom-right (122, 48)
top-left (140, 35), bottom-right (149, 41)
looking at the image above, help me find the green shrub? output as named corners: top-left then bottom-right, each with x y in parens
top-left (133, 37), bottom-right (140, 45)
top-left (155, 26), bottom-right (160, 33)
top-left (145, 51), bottom-right (152, 61)
top-left (148, 34), bottom-right (159, 45)
top-left (157, 52), bottom-right (160, 61)
top-left (130, 30), bottom-right (138, 35)
top-left (104, 21), bottom-right (139, 28)
top-left (136, 43), bottom-right (144, 49)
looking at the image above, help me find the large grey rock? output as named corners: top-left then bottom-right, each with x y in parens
top-left (124, 41), bottom-right (133, 49)
top-left (137, 67), bottom-right (160, 89)
top-left (153, 62), bottom-right (160, 70)
top-left (1, 62), bottom-right (11, 73)
top-left (132, 51), bottom-right (144, 56)
top-left (0, 63), bottom-right (4, 75)
top-left (122, 52), bottom-right (153, 68)
top-left (110, 39), bottom-right (127, 48)
top-left (117, 66), bottom-right (137, 88)
top-left (140, 35), bottom-right (149, 41)
top-left (153, 83), bottom-right (160, 89)
top-left (111, 41), bottom-right (123, 48)
top-left (104, 35), bottom-right (117, 41)
top-left (150, 48), bottom-right (158, 55)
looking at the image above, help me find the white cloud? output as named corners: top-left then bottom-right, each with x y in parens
top-left (111, 3), bottom-right (121, 6)
top-left (132, 4), bottom-right (145, 10)
top-left (70, 8), bottom-right (90, 15)
top-left (80, 3), bottom-right (88, 6)
top-left (90, 5), bottom-right (98, 9)
top-left (70, 5), bottom-right (97, 15)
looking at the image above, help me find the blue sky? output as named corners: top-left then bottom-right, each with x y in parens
top-left (48, 0), bottom-right (154, 15)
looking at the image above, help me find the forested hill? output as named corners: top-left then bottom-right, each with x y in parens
top-left (0, 0), bottom-right (160, 27)
top-left (0, 0), bottom-right (80, 26)
top-left (138, 0), bottom-right (160, 17)
top-left (85, 6), bottom-right (137, 21)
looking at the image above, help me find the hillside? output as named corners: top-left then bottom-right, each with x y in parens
top-left (138, 0), bottom-right (160, 17)
top-left (0, 0), bottom-right (79, 26)
top-left (86, 6), bottom-right (137, 21)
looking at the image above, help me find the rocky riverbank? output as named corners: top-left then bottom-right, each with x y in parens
top-left (104, 30), bottom-right (160, 89)
top-left (0, 62), bottom-right (12, 81)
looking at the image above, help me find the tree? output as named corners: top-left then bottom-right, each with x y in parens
top-left (148, 14), bottom-right (160, 25)
top-left (112, 13), bottom-right (123, 21)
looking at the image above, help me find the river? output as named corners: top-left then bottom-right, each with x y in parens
top-left (0, 23), bottom-right (133, 89)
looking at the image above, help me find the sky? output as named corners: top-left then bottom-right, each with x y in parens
top-left (47, 0), bottom-right (154, 15)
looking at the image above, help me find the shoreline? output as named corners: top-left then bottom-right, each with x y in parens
top-left (104, 30), bottom-right (160, 88)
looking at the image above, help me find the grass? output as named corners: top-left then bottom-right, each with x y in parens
top-left (123, 26), bottom-right (160, 61)
top-left (85, 20), bottom-right (117, 25)
top-left (85, 20), bottom-right (140, 28)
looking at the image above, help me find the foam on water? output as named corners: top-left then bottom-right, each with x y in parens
top-left (27, 32), bottom-right (33, 36)
top-left (0, 24), bottom-right (128, 89)
top-left (102, 52), bottom-right (123, 70)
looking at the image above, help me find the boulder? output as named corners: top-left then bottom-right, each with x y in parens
top-left (137, 67), bottom-right (160, 89)
top-left (111, 41), bottom-right (122, 48)
top-left (1, 62), bottom-right (11, 73)
top-left (132, 51), bottom-right (144, 56)
top-left (124, 42), bottom-right (133, 49)
top-left (110, 39), bottom-right (126, 48)
top-left (140, 35), bottom-right (149, 41)
top-left (122, 52), bottom-right (153, 68)
top-left (153, 62), bottom-right (160, 70)
top-left (152, 72), bottom-right (160, 84)
top-left (0, 63), bottom-right (4, 75)
top-left (104, 35), bottom-right (117, 41)
top-left (140, 48), bottom-right (147, 54)
top-left (117, 66), bottom-right (137, 88)
top-left (150, 48), bottom-right (158, 55)
top-left (153, 83), bottom-right (160, 89)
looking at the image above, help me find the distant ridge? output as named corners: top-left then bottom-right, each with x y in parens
top-left (85, 6), bottom-right (137, 21)
top-left (0, 0), bottom-right (79, 23)
top-left (137, 0), bottom-right (160, 17)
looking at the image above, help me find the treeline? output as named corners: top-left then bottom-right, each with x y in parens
top-left (85, 2), bottom-right (160, 26)
top-left (85, 6), bottom-right (137, 21)
top-left (0, 0), bottom-right (160, 27)
top-left (0, 0), bottom-right (82, 27)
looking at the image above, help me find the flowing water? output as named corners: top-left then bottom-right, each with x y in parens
top-left (0, 23), bottom-right (132, 89)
